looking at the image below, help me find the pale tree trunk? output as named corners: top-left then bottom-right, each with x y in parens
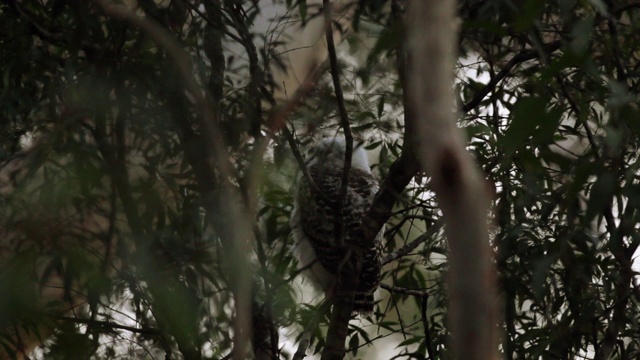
top-left (405, 1), bottom-right (500, 360)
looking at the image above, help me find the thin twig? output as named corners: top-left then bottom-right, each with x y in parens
top-left (260, 70), bottom-right (333, 206)
top-left (178, 0), bottom-right (243, 44)
top-left (323, 0), bottom-right (353, 248)
top-left (283, 127), bottom-right (334, 206)
top-left (252, 226), bottom-right (280, 360)
top-left (53, 315), bottom-right (161, 335)
top-left (380, 283), bottom-right (429, 297)
top-left (462, 41), bottom-right (562, 113)
top-left (319, 3), bottom-right (359, 354)
top-left (381, 220), bottom-right (443, 265)
top-left (89, 118), bottom-right (144, 238)
top-left (421, 295), bottom-right (437, 360)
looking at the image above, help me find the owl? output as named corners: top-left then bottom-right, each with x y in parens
top-left (290, 137), bottom-right (383, 313)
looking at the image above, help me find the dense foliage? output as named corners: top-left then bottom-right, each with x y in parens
top-left (1, 0), bottom-right (640, 359)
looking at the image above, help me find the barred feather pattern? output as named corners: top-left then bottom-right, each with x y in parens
top-left (291, 139), bottom-right (383, 314)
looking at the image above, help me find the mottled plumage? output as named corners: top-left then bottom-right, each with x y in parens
top-left (291, 138), bottom-right (383, 313)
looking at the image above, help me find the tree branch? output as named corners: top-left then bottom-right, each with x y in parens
top-left (381, 220), bottom-right (443, 265)
top-left (320, 4), bottom-right (419, 359)
top-left (323, 0), bottom-right (353, 248)
top-left (462, 41), bottom-right (562, 113)
top-left (320, 250), bottom-right (359, 360)
top-left (89, 116), bottom-right (144, 238)
top-left (284, 126), bottom-right (334, 206)
top-left (320, 2), bottom-right (359, 358)
top-left (53, 316), bottom-right (160, 335)
top-left (379, 283), bottom-right (429, 297)
top-left (361, 155), bottom-right (418, 246)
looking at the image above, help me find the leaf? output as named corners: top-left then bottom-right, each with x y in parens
top-left (349, 334), bottom-right (359, 356)
top-left (514, 0), bottom-right (545, 31)
top-left (608, 79), bottom-right (634, 107)
top-left (532, 256), bottom-right (556, 301)
top-left (501, 97), bottom-right (561, 156)
top-left (377, 95), bottom-right (386, 118)
top-left (465, 124), bottom-right (492, 141)
top-left (586, 0), bottom-right (608, 14)
top-left (502, 98), bottom-right (543, 155)
top-left (298, 0), bottom-right (307, 22)
top-left (534, 106), bottom-right (563, 146)
top-left (364, 140), bottom-right (382, 150)
top-left (586, 172), bottom-right (616, 222)
top-left (366, 23), bottom-right (401, 66)
top-left (569, 15), bottom-right (594, 55)
top-left (396, 337), bottom-right (422, 347)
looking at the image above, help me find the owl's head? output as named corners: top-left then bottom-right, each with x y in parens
top-left (306, 137), bottom-right (370, 171)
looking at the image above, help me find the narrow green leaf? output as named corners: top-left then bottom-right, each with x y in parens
top-left (502, 97), bottom-right (545, 155)
top-left (586, 172), bottom-right (616, 222)
top-left (299, 0), bottom-right (307, 22)
top-left (377, 95), bottom-right (385, 118)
